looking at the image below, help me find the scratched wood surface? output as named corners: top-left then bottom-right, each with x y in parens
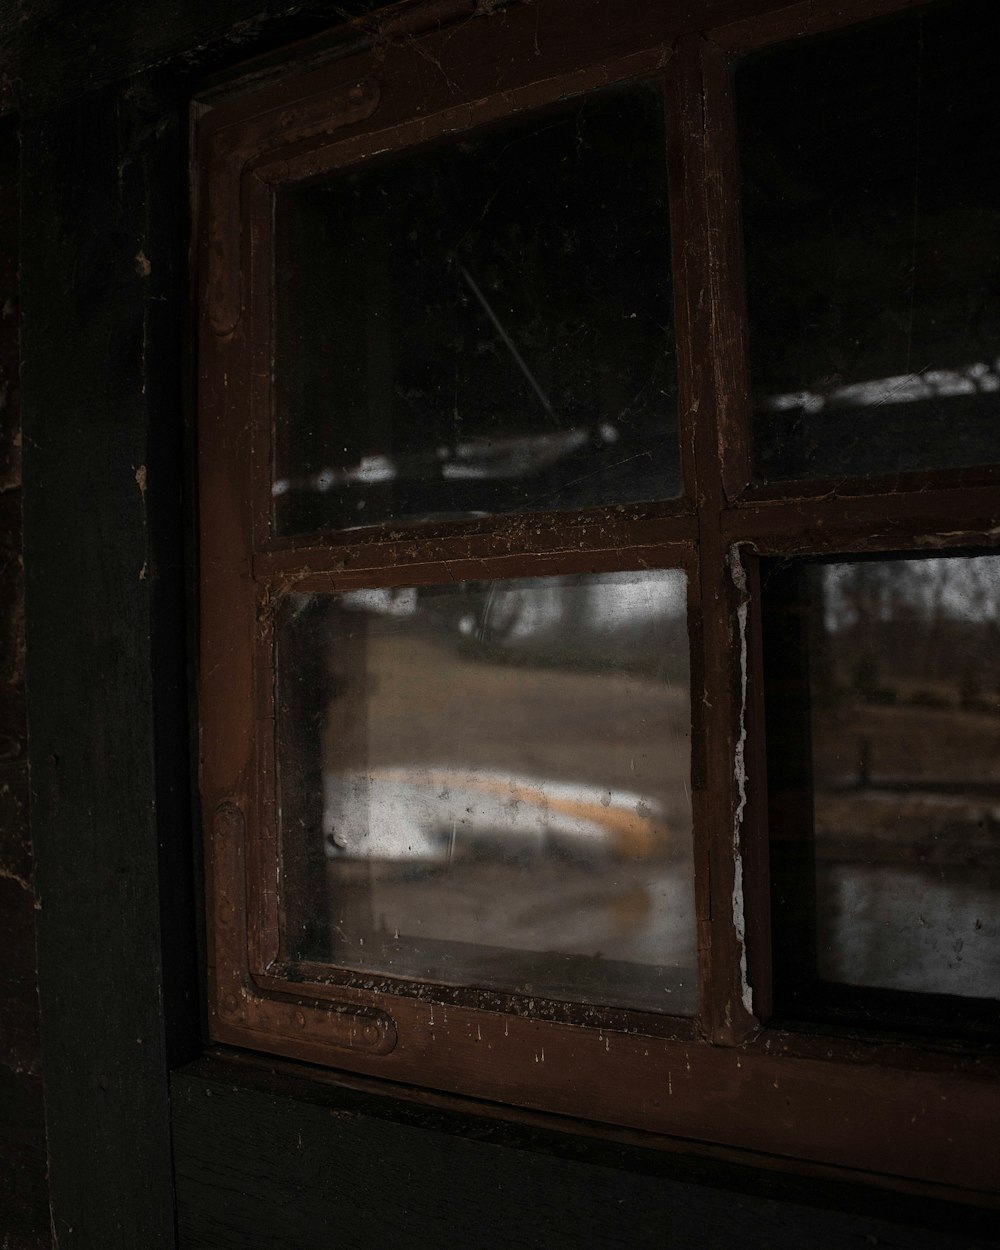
top-left (172, 1054), bottom-right (1000, 1250)
top-left (0, 112), bottom-right (50, 1250)
top-left (19, 88), bottom-right (166, 1248)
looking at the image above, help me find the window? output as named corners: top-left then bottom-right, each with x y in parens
top-left (765, 551), bottom-right (1000, 1036)
top-left (197, 0), bottom-right (1000, 1197)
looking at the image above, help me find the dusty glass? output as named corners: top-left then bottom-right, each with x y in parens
top-left (273, 79), bottom-right (680, 533)
top-left (275, 570), bottom-right (695, 1014)
top-left (767, 552), bottom-right (1000, 1024)
top-left (739, 0), bottom-right (1000, 483)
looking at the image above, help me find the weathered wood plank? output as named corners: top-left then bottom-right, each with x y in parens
top-left (19, 78), bottom-right (196, 1249)
top-left (0, 1068), bottom-right (49, 1250)
top-left (0, 0), bottom-right (390, 113)
top-left (173, 1056), bottom-right (1000, 1250)
top-left (0, 880), bottom-right (41, 1077)
top-left (0, 105), bottom-right (49, 1250)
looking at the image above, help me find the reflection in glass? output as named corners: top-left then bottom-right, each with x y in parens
top-left (766, 553), bottom-right (1000, 1028)
top-left (739, 0), bottom-right (1000, 481)
top-left (273, 80), bottom-right (680, 533)
top-left (276, 571), bottom-right (695, 1014)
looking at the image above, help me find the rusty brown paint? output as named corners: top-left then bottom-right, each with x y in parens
top-left (196, 0), bottom-right (1000, 1202)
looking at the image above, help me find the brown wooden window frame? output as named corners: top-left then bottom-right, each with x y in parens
top-left (196, 0), bottom-right (1000, 1201)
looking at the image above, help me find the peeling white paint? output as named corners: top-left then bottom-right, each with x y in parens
top-left (916, 525), bottom-right (1000, 548)
top-left (0, 863), bottom-right (31, 891)
top-left (728, 546), bottom-right (753, 1017)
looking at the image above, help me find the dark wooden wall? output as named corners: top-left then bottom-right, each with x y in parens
top-left (171, 1055), bottom-right (1000, 1250)
top-left (0, 108), bottom-right (50, 1250)
top-left (1, 2), bottom-right (999, 1247)
top-left (2, 11), bottom-right (387, 1246)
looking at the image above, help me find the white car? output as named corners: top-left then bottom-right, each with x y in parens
top-left (324, 767), bottom-right (672, 864)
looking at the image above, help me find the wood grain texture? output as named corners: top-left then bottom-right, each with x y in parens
top-left (0, 0), bottom-right (933, 115)
top-left (172, 1056), bottom-right (1000, 1250)
top-left (19, 78), bottom-right (197, 1249)
top-left (0, 1068), bottom-right (50, 1250)
top-left (0, 110), bottom-right (49, 1250)
top-left (0, 0), bottom-right (388, 113)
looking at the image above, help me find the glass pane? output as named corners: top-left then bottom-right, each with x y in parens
top-left (766, 553), bottom-right (1000, 1029)
top-left (273, 80), bottom-right (680, 533)
top-left (276, 571), bottom-right (695, 1015)
top-left (739, 0), bottom-right (1000, 482)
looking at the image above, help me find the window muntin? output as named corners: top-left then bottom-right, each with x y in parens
top-left (272, 79), bottom-right (680, 534)
top-left (275, 570), bottom-right (696, 1014)
top-left (739, 0), bottom-right (1000, 484)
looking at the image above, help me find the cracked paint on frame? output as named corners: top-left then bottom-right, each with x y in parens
top-left (728, 544), bottom-right (752, 1016)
